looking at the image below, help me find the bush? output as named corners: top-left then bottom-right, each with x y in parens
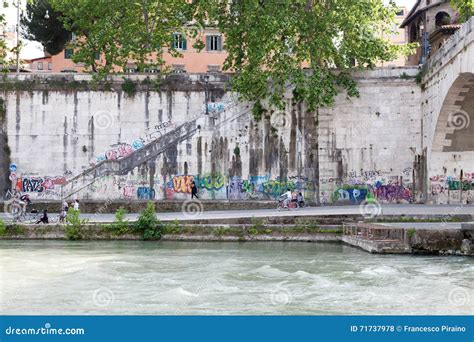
top-left (162, 219), bottom-right (180, 235)
top-left (108, 208), bottom-right (131, 235)
top-left (407, 228), bottom-right (417, 239)
top-left (0, 220), bottom-right (6, 236)
top-left (134, 201), bottom-right (162, 240)
top-left (65, 208), bottom-right (87, 240)
top-left (121, 78), bottom-right (137, 96)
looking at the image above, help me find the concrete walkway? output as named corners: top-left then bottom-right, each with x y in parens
top-left (3, 204), bottom-right (471, 223)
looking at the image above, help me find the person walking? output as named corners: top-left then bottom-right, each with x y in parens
top-left (73, 199), bottom-right (80, 211)
top-left (191, 181), bottom-right (199, 199)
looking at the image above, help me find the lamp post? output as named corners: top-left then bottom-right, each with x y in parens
top-left (204, 75), bottom-right (210, 115)
top-left (15, 0), bottom-right (20, 73)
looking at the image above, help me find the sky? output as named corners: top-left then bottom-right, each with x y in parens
top-left (2, 0), bottom-right (418, 60)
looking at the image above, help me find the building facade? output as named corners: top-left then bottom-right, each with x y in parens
top-left (400, 0), bottom-right (460, 66)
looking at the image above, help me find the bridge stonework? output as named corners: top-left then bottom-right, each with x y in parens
top-left (422, 17), bottom-right (474, 204)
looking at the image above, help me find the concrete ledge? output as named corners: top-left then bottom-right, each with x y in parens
top-left (0, 223), bottom-right (342, 242)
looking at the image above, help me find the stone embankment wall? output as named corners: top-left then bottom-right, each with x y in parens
top-left (1, 69), bottom-right (471, 204)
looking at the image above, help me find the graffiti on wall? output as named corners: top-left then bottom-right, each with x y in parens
top-left (429, 173), bottom-right (474, 204)
top-left (91, 120), bottom-right (174, 165)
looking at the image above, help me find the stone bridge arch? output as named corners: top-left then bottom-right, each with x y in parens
top-left (422, 18), bottom-right (474, 204)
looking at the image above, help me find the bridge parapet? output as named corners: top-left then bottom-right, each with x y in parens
top-left (424, 16), bottom-right (474, 82)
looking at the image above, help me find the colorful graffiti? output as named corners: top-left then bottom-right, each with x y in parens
top-left (91, 120), bottom-right (175, 165)
top-left (374, 184), bottom-right (412, 203)
top-left (196, 174), bottom-right (225, 191)
top-left (172, 175), bottom-right (194, 193)
top-left (205, 102), bottom-right (226, 114)
top-left (332, 187), bottom-right (369, 204)
top-left (16, 176), bottom-right (66, 193)
top-left (332, 182), bottom-right (412, 204)
top-left (136, 186), bottom-right (155, 200)
top-left (429, 173), bottom-right (474, 204)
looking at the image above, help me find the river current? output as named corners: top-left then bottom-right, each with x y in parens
top-left (0, 240), bottom-right (472, 315)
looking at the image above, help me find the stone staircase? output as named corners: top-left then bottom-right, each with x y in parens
top-left (60, 101), bottom-right (252, 200)
top-left (61, 120), bottom-right (199, 199)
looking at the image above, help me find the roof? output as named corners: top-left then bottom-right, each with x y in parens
top-left (429, 24), bottom-right (461, 41)
top-left (400, 0), bottom-right (448, 28)
top-left (26, 56), bottom-right (52, 63)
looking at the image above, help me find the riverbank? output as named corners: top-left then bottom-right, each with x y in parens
top-left (1, 221), bottom-right (473, 256)
top-left (0, 223), bottom-right (342, 242)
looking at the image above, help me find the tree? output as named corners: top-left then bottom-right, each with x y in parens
top-left (21, 0), bottom-right (71, 56)
top-left (191, 0), bottom-right (415, 203)
top-left (49, 0), bottom-right (192, 76)
top-left (197, 0), bottom-right (414, 111)
top-left (0, 11), bottom-right (8, 70)
top-left (451, 0), bottom-right (474, 22)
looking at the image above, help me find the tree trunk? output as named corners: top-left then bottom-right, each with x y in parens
top-left (303, 103), bottom-right (320, 205)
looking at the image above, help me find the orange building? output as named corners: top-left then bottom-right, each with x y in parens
top-left (30, 28), bottom-right (227, 74)
top-left (28, 11), bottom-right (416, 74)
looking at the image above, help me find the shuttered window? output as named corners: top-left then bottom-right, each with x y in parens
top-left (206, 35), bottom-right (222, 51)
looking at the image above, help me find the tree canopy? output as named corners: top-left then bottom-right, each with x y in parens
top-left (21, 0), bottom-right (71, 55)
top-left (27, 0), bottom-right (415, 111)
top-left (194, 0), bottom-right (414, 111)
top-left (451, 0), bottom-right (474, 22)
top-left (49, 0), bottom-right (192, 75)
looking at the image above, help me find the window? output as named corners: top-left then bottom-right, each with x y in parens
top-left (37, 62), bottom-right (43, 70)
top-left (206, 35), bottom-right (222, 51)
top-left (48, 62), bottom-right (52, 70)
top-left (64, 49), bottom-right (74, 59)
top-left (172, 33), bottom-right (187, 50)
top-left (172, 64), bottom-right (186, 73)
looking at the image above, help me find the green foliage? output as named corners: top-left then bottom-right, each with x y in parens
top-left (21, 0), bottom-right (71, 55)
top-left (451, 0), bottom-right (474, 22)
top-left (400, 72), bottom-right (415, 80)
top-left (162, 219), bottom-right (181, 235)
top-left (134, 201), bottom-right (161, 240)
top-left (65, 208), bottom-right (86, 240)
top-left (407, 228), bottom-right (416, 239)
top-left (233, 146), bottom-right (240, 156)
top-left (250, 217), bottom-right (265, 230)
top-left (49, 0), bottom-right (192, 75)
top-left (213, 226), bottom-right (229, 236)
top-left (251, 101), bottom-right (265, 121)
top-left (3, 224), bottom-right (26, 236)
top-left (106, 208), bottom-right (131, 235)
top-left (194, 0), bottom-right (416, 111)
top-left (121, 78), bottom-right (137, 96)
top-left (0, 219), bottom-right (6, 236)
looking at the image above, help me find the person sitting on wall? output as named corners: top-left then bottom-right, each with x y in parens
top-left (36, 209), bottom-right (49, 224)
top-left (297, 192), bottom-right (305, 208)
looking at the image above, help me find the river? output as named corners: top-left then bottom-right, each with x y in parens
top-left (0, 240), bottom-right (472, 315)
